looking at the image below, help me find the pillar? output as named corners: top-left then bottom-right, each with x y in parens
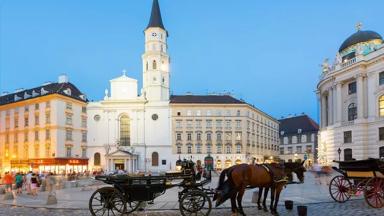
top-left (336, 82), bottom-right (342, 123)
top-left (356, 74), bottom-right (364, 119)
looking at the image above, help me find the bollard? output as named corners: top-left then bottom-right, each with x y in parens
top-left (251, 191), bottom-right (259, 203)
top-left (3, 192), bottom-right (14, 200)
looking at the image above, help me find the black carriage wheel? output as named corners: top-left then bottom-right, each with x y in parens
top-left (126, 200), bottom-right (141, 214)
top-left (329, 175), bottom-right (352, 203)
top-left (89, 187), bottom-right (126, 216)
top-left (364, 177), bottom-right (384, 208)
top-left (179, 190), bottom-right (212, 216)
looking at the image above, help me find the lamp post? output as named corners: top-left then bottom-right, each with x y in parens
top-left (337, 148), bottom-right (341, 162)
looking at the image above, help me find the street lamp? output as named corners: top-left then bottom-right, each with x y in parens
top-left (337, 148), bottom-right (341, 162)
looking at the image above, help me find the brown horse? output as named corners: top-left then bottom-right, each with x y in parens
top-left (256, 162), bottom-right (306, 212)
top-left (214, 161), bottom-right (306, 216)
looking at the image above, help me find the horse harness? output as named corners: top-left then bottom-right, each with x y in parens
top-left (261, 164), bottom-right (288, 185)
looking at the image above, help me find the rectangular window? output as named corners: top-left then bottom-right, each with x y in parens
top-left (66, 147), bottom-right (72, 157)
top-left (288, 147), bottom-right (293, 154)
top-left (162, 160), bottom-right (166, 165)
top-left (206, 120), bottom-right (212, 128)
top-left (225, 120), bottom-right (231, 129)
top-left (45, 129), bottom-right (50, 140)
top-left (380, 72), bottom-right (384, 86)
top-left (217, 133), bottom-right (222, 141)
top-left (177, 146), bottom-right (182, 154)
top-left (186, 120), bottom-right (192, 129)
top-left (216, 120), bottom-right (222, 128)
top-left (24, 132), bottom-right (28, 142)
top-left (14, 117), bottom-right (19, 128)
top-left (5, 134), bottom-right (9, 143)
top-left (66, 129), bottom-right (73, 141)
top-left (14, 134), bottom-right (18, 143)
top-left (217, 145), bottom-right (222, 154)
top-left (280, 147), bottom-right (284, 155)
top-left (35, 145), bottom-right (39, 158)
top-left (296, 146), bottom-right (302, 153)
top-left (46, 101), bottom-right (50, 108)
top-left (82, 131), bottom-right (87, 142)
top-left (187, 146), bottom-right (192, 154)
top-left (35, 114), bottom-right (39, 125)
top-left (236, 120), bottom-right (242, 129)
top-left (226, 146), bottom-right (231, 154)
top-left (81, 106), bottom-right (87, 113)
top-left (34, 131), bottom-right (39, 141)
top-left (81, 116), bottom-right (87, 128)
top-left (176, 133), bottom-right (182, 141)
top-left (24, 117), bottom-right (29, 127)
top-left (66, 102), bottom-right (72, 110)
top-left (348, 82), bottom-right (356, 95)
top-left (197, 133), bottom-right (201, 141)
top-left (195, 120), bottom-right (202, 128)
top-left (82, 148), bottom-right (87, 158)
top-left (45, 112), bottom-right (50, 124)
top-left (207, 145), bottom-right (212, 154)
top-left (379, 127), bottom-right (384, 141)
top-left (236, 145), bottom-right (241, 154)
top-left (187, 133), bottom-right (192, 141)
top-left (344, 131), bottom-right (352, 143)
top-left (35, 103), bottom-right (39, 110)
top-left (235, 132), bottom-right (242, 141)
top-left (207, 133), bottom-right (212, 141)
top-left (46, 145), bottom-right (50, 157)
top-left (176, 120), bottom-right (182, 128)
top-left (196, 145), bottom-right (201, 154)
top-left (66, 114), bottom-right (73, 125)
top-left (24, 106), bottom-right (29, 112)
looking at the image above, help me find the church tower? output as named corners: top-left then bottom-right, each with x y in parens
top-left (142, 0), bottom-right (170, 101)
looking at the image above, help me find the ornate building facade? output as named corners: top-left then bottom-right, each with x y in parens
top-left (279, 115), bottom-right (318, 166)
top-left (86, 0), bottom-right (174, 173)
top-left (317, 25), bottom-right (384, 163)
top-left (170, 95), bottom-right (280, 170)
top-left (0, 75), bottom-right (88, 174)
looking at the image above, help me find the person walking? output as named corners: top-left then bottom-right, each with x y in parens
top-left (25, 171), bottom-right (32, 195)
top-left (3, 172), bottom-right (14, 193)
top-left (15, 172), bottom-right (23, 194)
top-left (30, 173), bottom-right (39, 197)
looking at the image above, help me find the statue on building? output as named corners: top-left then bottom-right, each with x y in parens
top-left (321, 58), bottom-right (330, 74)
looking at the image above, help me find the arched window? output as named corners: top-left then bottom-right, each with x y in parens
top-left (146, 62), bottom-right (148, 71)
top-left (379, 95), bottom-right (384, 117)
top-left (348, 103), bottom-right (357, 121)
top-left (94, 152), bottom-right (101, 166)
top-left (152, 152), bottom-right (159, 166)
top-left (120, 115), bottom-right (130, 146)
top-left (344, 148), bottom-right (353, 161)
top-left (379, 147), bottom-right (384, 159)
top-left (152, 60), bottom-right (157, 70)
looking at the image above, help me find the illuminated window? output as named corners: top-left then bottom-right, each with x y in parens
top-left (120, 115), bottom-right (130, 146)
top-left (380, 95), bottom-right (384, 117)
top-left (94, 153), bottom-right (101, 166)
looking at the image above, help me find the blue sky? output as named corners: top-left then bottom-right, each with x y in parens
top-left (1, 0), bottom-right (384, 122)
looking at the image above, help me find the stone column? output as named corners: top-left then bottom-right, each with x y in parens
top-left (321, 95), bottom-right (327, 127)
top-left (328, 87), bottom-right (334, 125)
top-left (336, 83), bottom-right (342, 123)
top-left (356, 74), bottom-right (364, 119)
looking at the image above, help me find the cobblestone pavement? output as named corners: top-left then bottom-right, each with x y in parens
top-left (1, 199), bottom-right (384, 216)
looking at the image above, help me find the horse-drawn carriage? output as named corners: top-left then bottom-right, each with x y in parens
top-left (329, 158), bottom-right (384, 208)
top-left (89, 159), bottom-right (215, 216)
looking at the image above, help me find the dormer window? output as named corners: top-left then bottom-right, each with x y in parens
top-left (298, 129), bottom-right (302, 134)
top-left (41, 87), bottom-right (48, 95)
top-left (280, 131), bottom-right (285, 136)
top-left (24, 92), bottom-right (31, 99)
top-left (63, 88), bottom-right (71, 96)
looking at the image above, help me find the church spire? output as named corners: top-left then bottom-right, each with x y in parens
top-left (146, 0), bottom-right (165, 30)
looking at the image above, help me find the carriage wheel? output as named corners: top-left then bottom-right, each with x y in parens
top-left (329, 175), bottom-right (352, 203)
top-left (89, 187), bottom-right (126, 216)
top-left (179, 190), bottom-right (212, 216)
top-left (126, 200), bottom-right (141, 213)
top-left (364, 177), bottom-right (384, 208)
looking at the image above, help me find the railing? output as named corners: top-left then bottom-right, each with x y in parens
top-left (341, 57), bottom-right (356, 68)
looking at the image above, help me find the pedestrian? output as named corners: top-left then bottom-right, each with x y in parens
top-left (312, 163), bottom-right (322, 184)
top-left (15, 172), bottom-right (23, 194)
top-left (25, 171), bottom-right (32, 194)
top-left (3, 172), bottom-right (14, 193)
top-left (47, 172), bottom-right (56, 195)
top-left (30, 173), bottom-right (40, 196)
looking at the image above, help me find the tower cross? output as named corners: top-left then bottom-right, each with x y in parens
top-left (355, 22), bottom-right (363, 31)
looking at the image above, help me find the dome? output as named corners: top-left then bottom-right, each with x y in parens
top-left (339, 30), bottom-right (382, 52)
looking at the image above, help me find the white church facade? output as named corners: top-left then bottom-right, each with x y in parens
top-left (87, 0), bottom-right (174, 173)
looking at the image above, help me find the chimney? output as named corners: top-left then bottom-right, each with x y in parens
top-left (58, 74), bottom-right (69, 83)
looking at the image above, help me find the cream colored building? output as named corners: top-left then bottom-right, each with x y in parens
top-left (170, 95), bottom-right (279, 170)
top-left (317, 25), bottom-right (384, 163)
top-left (0, 75), bottom-right (88, 173)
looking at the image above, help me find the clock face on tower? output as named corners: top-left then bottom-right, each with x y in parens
top-left (152, 32), bottom-right (157, 37)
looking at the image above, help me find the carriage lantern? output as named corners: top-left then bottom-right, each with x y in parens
top-left (176, 157), bottom-right (182, 171)
top-left (337, 148), bottom-right (341, 161)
